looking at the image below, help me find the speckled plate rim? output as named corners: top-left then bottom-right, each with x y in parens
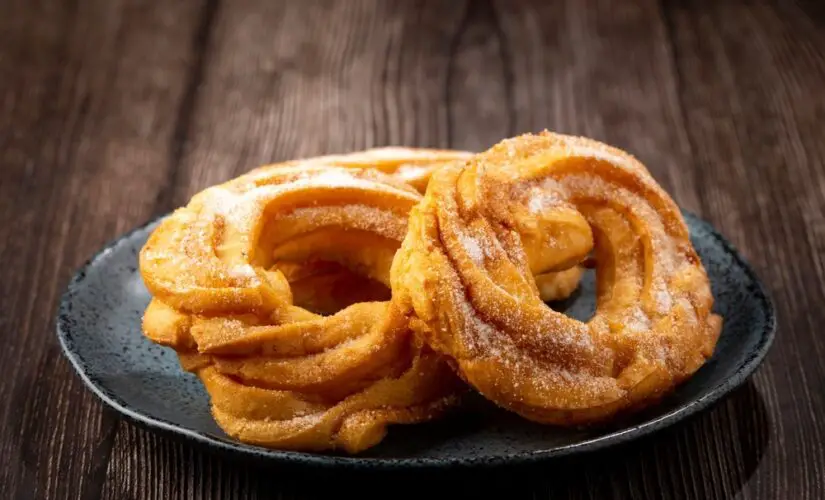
top-left (56, 210), bottom-right (776, 469)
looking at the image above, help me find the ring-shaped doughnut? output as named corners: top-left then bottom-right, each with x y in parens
top-left (391, 132), bottom-right (722, 425)
top-left (140, 161), bottom-right (462, 453)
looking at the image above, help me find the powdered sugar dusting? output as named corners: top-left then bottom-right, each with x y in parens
top-left (228, 264), bottom-right (256, 279)
top-left (455, 292), bottom-right (503, 359)
top-left (295, 168), bottom-right (417, 198)
top-left (528, 192), bottom-right (545, 213)
top-left (394, 165), bottom-right (431, 181)
top-left (206, 187), bottom-right (261, 233)
top-left (527, 189), bottom-right (562, 214)
top-left (304, 168), bottom-right (365, 187)
top-left (624, 306), bottom-right (651, 333)
top-left (209, 188), bottom-right (244, 217)
top-left (506, 140), bottom-right (517, 158)
top-left (654, 288), bottom-right (672, 314)
top-left (459, 233), bottom-right (485, 265)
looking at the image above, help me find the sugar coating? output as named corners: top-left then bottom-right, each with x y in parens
top-left (458, 233), bottom-right (485, 265)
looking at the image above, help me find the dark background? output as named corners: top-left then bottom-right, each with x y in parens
top-left (2, 0), bottom-right (824, 498)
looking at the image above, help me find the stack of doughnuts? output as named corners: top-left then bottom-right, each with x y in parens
top-left (139, 132), bottom-right (722, 453)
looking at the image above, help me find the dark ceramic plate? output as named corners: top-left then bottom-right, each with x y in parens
top-left (57, 211), bottom-right (774, 469)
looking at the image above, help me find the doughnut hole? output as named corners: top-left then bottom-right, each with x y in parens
top-left (273, 259), bottom-right (391, 316)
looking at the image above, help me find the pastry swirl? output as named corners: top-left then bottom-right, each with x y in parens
top-left (140, 159), bottom-right (462, 453)
top-left (392, 132), bottom-right (722, 425)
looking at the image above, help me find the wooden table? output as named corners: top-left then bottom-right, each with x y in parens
top-left (2, 1), bottom-right (824, 498)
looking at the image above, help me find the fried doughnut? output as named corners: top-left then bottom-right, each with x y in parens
top-left (391, 131), bottom-right (722, 425)
top-left (140, 164), bottom-right (462, 453)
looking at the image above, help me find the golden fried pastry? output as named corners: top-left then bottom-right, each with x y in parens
top-left (392, 131), bottom-right (722, 425)
top-left (140, 164), bottom-right (462, 453)
top-left (272, 147), bottom-right (474, 192)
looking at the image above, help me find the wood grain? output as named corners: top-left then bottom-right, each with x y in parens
top-left (664, 2), bottom-right (825, 497)
top-left (0, 0), bottom-right (823, 498)
top-left (0, 0), bottom-right (210, 498)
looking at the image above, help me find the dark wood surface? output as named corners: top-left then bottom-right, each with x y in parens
top-left (2, 0), bottom-right (824, 498)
